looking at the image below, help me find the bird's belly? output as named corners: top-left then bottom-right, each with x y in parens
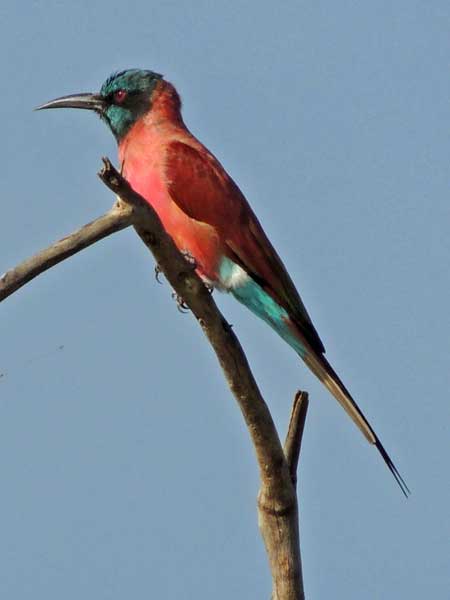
top-left (123, 164), bottom-right (223, 283)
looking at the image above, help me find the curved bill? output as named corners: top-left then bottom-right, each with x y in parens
top-left (35, 93), bottom-right (105, 113)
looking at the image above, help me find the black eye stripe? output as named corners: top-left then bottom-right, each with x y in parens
top-left (107, 89), bottom-right (142, 105)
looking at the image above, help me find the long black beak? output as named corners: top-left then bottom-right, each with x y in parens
top-left (35, 93), bottom-right (105, 113)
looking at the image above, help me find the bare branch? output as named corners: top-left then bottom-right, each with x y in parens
top-left (284, 391), bottom-right (309, 487)
top-left (2, 156), bottom-right (307, 598)
top-left (257, 392), bottom-right (309, 600)
top-left (0, 203), bottom-right (133, 303)
top-left (98, 158), bottom-right (304, 599)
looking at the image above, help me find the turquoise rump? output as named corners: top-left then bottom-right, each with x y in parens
top-left (219, 258), bottom-right (307, 359)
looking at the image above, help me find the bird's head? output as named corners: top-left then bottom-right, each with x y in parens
top-left (36, 69), bottom-right (163, 141)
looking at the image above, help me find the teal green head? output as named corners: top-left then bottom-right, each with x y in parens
top-left (36, 69), bottom-right (163, 141)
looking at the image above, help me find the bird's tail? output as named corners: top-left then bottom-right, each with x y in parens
top-left (302, 350), bottom-right (410, 497)
top-left (229, 279), bottom-right (409, 495)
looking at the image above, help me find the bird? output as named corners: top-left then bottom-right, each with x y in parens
top-left (37, 69), bottom-right (408, 496)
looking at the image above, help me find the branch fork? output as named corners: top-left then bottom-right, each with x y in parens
top-left (0, 158), bottom-right (308, 599)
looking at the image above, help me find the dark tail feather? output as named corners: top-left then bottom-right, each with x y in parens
top-left (375, 438), bottom-right (410, 498)
top-left (302, 350), bottom-right (410, 497)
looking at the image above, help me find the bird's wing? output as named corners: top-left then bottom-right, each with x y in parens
top-left (165, 140), bottom-right (325, 354)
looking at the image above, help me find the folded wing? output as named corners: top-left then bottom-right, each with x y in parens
top-left (165, 140), bottom-right (325, 355)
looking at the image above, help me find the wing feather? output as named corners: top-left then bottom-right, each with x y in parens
top-left (165, 141), bottom-right (325, 354)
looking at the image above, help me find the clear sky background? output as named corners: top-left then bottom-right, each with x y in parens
top-left (0, 1), bottom-right (449, 598)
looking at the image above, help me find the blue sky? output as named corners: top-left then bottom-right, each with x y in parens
top-left (0, 1), bottom-right (449, 598)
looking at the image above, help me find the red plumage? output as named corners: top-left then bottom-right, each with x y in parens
top-left (119, 81), bottom-right (324, 353)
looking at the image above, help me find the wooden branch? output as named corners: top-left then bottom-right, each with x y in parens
top-left (256, 392), bottom-right (308, 600)
top-left (284, 391), bottom-right (309, 487)
top-left (0, 203), bottom-right (133, 303)
top-left (98, 158), bottom-right (305, 599)
top-left (1, 157), bottom-right (307, 598)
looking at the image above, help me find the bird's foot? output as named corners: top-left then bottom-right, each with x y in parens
top-left (171, 291), bottom-right (190, 313)
top-left (154, 264), bottom-right (164, 284)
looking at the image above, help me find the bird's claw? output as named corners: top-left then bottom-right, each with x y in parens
top-left (171, 291), bottom-right (190, 313)
top-left (154, 264), bottom-right (163, 284)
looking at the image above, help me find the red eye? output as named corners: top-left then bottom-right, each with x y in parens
top-left (114, 89), bottom-right (127, 104)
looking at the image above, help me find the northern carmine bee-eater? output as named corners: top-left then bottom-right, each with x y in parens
top-left (37, 69), bottom-right (408, 496)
